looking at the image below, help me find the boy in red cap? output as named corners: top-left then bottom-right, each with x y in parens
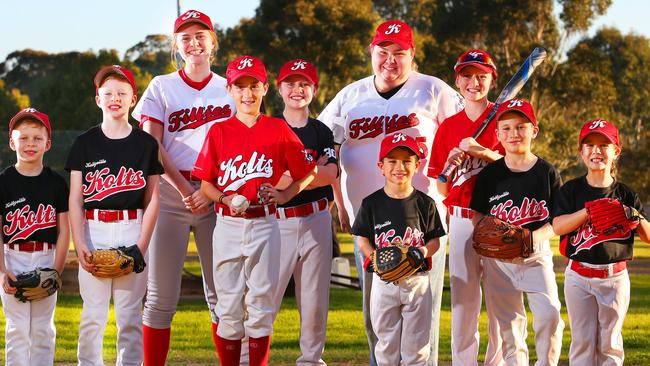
top-left (352, 131), bottom-right (444, 365)
top-left (67, 65), bottom-right (164, 365)
top-left (553, 119), bottom-right (649, 366)
top-left (0, 108), bottom-right (69, 365)
top-left (427, 49), bottom-right (504, 365)
top-left (269, 59), bottom-right (338, 365)
top-left (194, 55), bottom-right (316, 366)
top-left (470, 98), bottom-right (564, 365)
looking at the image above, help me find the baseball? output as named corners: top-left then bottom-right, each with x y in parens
top-left (231, 194), bottom-right (249, 213)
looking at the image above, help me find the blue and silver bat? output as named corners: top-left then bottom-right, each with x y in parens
top-left (437, 47), bottom-right (547, 183)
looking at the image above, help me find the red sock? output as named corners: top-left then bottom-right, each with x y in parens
top-left (215, 335), bottom-right (242, 366)
top-left (211, 322), bottom-right (219, 353)
top-left (249, 336), bottom-right (271, 366)
top-left (143, 325), bottom-right (171, 366)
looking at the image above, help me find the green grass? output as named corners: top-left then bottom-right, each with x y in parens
top-left (3, 234), bottom-right (648, 364)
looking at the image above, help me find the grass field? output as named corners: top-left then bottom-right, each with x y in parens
top-left (1, 234), bottom-right (649, 365)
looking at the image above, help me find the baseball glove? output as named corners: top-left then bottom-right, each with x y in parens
top-left (86, 245), bottom-right (145, 278)
top-left (473, 216), bottom-right (533, 259)
top-left (9, 268), bottom-right (61, 303)
top-left (372, 242), bottom-right (425, 283)
top-left (585, 198), bottom-right (641, 235)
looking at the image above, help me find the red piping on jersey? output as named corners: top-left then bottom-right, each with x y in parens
top-left (179, 69), bottom-right (213, 91)
top-left (140, 115), bottom-right (164, 128)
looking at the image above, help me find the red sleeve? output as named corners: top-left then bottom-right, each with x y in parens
top-left (193, 126), bottom-right (220, 183)
top-left (139, 114), bottom-right (164, 129)
top-left (427, 120), bottom-right (450, 177)
top-left (282, 124), bottom-right (316, 181)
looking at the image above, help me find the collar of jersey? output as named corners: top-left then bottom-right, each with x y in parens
top-left (179, 69), bottom-right (213, 91)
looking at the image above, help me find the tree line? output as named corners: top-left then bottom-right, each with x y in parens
top-left (0, 0), bottom-right (648, 200)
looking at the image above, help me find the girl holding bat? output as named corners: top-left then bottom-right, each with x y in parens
top-left (426, 49), bottom-right (505, 365)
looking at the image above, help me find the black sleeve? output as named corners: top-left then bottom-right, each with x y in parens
top-left (65, 137), bottom-right (84, 172)
top-left (424, 200), bottom-right (446, 241)
top-left (548, 165), bottom-right (563, 219)
top-left (318, 122), bottom-right (338, 166)
top-left (469, 169), bottom-right (490, 214)
top-left (351, 199), bottom-right (374, 240)
top-left (55, 173), bottom-right (70, 213)
top-left (552, 182), bottom-right (576, 217)
top-left (628, 189), bottom-right (647, 220)
top-left (147, 138), bottom-right (165, 176)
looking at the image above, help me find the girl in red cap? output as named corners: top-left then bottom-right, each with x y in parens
top-left (427, 49), bottom-right (504, 366)
top-left (194, 55), bottom-right (316, 366)
top-left (269, 59), bottom-right (338, 365)
top-left (132, 9), bottom-right (235, 364)
top-left (552, 119), bottom-right (649, 366)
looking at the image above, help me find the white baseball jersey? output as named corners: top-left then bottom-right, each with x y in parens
top-left (317, 72), bottom-right (463, 222)
top-left (132, 70), bottom-right (235, 171)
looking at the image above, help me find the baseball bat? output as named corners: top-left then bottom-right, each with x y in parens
top-left (437, 47), bottom-right (548, 183)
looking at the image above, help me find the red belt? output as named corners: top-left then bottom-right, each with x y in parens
top-left (7, 241), bottom-right (52, 252)
top-left (450, 206), bottom-right (474, 219)
top-left (179, 170), bottom-right (201, 182)
top-left (569, 259), bottom-right (627, 279)
top-left (276, 198), bottom-right (328, 219)
top-left (217, 204), bottom-right (277, 219)
top-left (85, 209), bottom-right (139, 222)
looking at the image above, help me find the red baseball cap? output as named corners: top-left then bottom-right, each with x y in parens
top-left (579, 119), bottom-right (620, 146)
top-left (94, 65), bottom-right (137, 94)
top-left (454, 49), bottom-right (497, 78)
top-left (495, 98), bottom-right (538, 126)
top-left (226, 56), bottom-right (268, 85)
top-left (371, 20), bottom-right (414, 51)
top-left (277, 59), bottom-right (319, 87)
top-left (9, 108), bottom-right (52, 136)
top-left (174, 10), bottom-right (215, 33)
top-left (379, 132), bottom-right (425, 161)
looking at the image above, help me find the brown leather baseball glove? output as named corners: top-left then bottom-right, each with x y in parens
top-left (472, 216), bottom-right (533, 260)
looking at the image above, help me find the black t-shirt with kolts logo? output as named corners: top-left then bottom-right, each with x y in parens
top-left (65, 125), bottom-right (164, 210)
top-left (352, 189), bottom-right (445, 248)
top-left (277, 116), bottom-right (338, 207)
top-left (553, 176), bottom-right (647, 264)
top-left (0, 166), bottom-right (69, 244)
top-left (470, 157), bottom-right (562, 232)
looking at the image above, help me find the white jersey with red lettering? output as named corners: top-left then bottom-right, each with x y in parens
top-left (132, 69), bottom-right (234, 171)
top-left (319, 71), bottom-right (462, 366)
top-left (317, 72), bottom-right (463, 220)
top-left (131, 69), bottom-right (235, 364)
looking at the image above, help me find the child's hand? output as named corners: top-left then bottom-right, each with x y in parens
top-left (75, 245), bottom-right (95, 273)
top-left (446, 147), bottom-right (465, 166)
top-left (260, 183), bottom-right (290, 205)
top-left (459, 137), bottom-right (480, 152)
top-left (2, 271), bottom-right (17, 295)
top-left (316, 155), bottom-right (329, 166)
top-left (337, 206), bottom-right (351, 233)
top-left (190, 188), bottom-right (211, 214)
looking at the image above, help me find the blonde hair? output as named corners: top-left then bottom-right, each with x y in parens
top-left (171, 27), bottom-right (219, 67)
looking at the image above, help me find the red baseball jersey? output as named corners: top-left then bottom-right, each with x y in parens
top-left (194, 114), bottom-right (315, 206)
top-left (427, 104), bottom-right (504, 208)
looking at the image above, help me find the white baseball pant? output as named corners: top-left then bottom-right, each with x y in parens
top-left (370, 272), bottom-right (432, 366)
top-left (273, 208), bottom-right (332, 365)
top-left (483, 253), bottom-right (563, 366)
top-left (213, 212), bottom-right (280, 340)
top-left (448, 209), bottom-right (503, 366)
top-left (77, 213), bottom-right (148, 366)
top-left (0, 246), bottom-right (57, 366)
top-left (144, 180), bottom-right (218, 328)
top-left (564, 266), bottom-right (629, 366)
